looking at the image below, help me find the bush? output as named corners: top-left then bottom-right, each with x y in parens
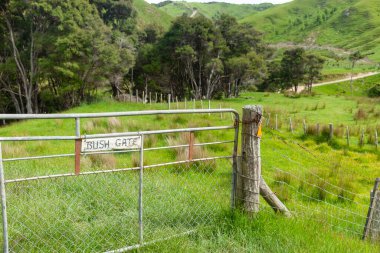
top-left (368, 84), bottom-right (380, 97)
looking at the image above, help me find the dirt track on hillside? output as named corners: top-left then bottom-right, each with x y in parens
top-left (297, 71), bottom-right (380, 92)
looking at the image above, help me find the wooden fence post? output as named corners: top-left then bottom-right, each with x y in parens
top-left (160, 93), bottom-right (163, 103)
top-left (155, 92), bottom-right (157, 103)
top-left (346, 126), bottom-right (350, 147)
top-left (363, 178), bottom-right (380, 241)
top-left (238, 105), bottom-right (291, 216)
top-left (360, 129), bottom-right (365, 147)
top-left (375, 130), bottom-right (378, 150)
top-left (136, 89), bottom-right (138, 103)
top-left (239, 105), bottom-right (262, 214)
top-left (188, 132), bottom-right (194, 161)
top-left (329, 123), bottom-right (333, 140)
top-left (208, 100), bottom-right (211, 116)
top-left (316, 123), bottom-right (320, 136)
top-left (275, 114), bottom-right (278, 130)
top-left (201, 100), bottom-right (204, 109)
top-left (168, 94), bottom-right (171, 109)
top-left (184, 98), bottom-right (187, 109)
top-left (176, 96), bottom-right (179, 109)
top-left (142, 91), bottom-right (145, 104)
top-left (289, 118), bottom-right (293, 133)
top-left (303, 119), bottom-right (307, 135)
top-left (149, 92), bottom-right (152, 105)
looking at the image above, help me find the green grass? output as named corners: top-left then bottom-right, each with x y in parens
top-left (134, 0), bottom-right (173, 30)
top-left (241, 0), bottom-right (380, 61)
top-left (157, 1), bottom-right (273, 20)
top-left (1, 92), bottom-right (380, 252)
top-left (315, 73), bottom-right (380, 96)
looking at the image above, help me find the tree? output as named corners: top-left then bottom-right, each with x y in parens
top-left (281, 48), bottom-right (306, 92)
top-left (304, 54), bottom-right (324, 93)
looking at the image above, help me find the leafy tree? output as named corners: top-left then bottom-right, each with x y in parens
top-left (304, 54), bottom-right (324, 93)
top-left (281, 48), bottom-right (306, 92)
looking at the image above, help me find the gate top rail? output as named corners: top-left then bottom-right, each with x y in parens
top-left (0, 109), bottom-right (239, 120)
top-left (0, 109), bottom-right (239, 142)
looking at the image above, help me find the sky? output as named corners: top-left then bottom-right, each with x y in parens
top-left (146, 0), bottom-right (292, 4)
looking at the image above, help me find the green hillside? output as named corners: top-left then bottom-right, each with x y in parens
top-left (134, 0), bottom-right (173, 30)
top-left (241, 0), bottom-right (380, 61)
top-left (156, 1), bottom-right (273, 20)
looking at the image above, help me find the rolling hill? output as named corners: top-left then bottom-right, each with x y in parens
top-left (241, 0), bottom-right (380, 61)
top-left (156, 1), bottom-right (273, 20)
top-left (134, 0), bottom-right (173, 30)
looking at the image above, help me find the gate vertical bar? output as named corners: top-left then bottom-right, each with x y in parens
top-left (0, 143), bottom-right (9, 253)
top-left (231, 113), bottom-right (240, 209)
top-left (139, 134), bottom-right (144, 244)
top-left (75, 118), bottom-right (81, 175)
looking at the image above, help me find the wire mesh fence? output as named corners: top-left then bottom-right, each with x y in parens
top-left (0, 109), bottom-right (239, 252)
top-left (1, 157), bottom-right (233, 252)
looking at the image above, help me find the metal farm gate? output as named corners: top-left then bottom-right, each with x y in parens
top-left (0, 109), bottom-right (239, 252)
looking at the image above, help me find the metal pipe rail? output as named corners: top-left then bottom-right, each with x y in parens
top-left (0, 109), bottom-right (239, 119)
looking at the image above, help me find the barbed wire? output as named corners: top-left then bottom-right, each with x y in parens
top-left (262, 130), bottom-right (370, 198)
top-left (272, 167), bottom-right (369, 208)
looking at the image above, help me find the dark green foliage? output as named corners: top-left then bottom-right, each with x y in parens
top-left (368, 84), bottom-right (380, 97)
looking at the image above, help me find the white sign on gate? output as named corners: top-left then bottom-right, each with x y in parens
top-left (81, 136), bottom-right (141, 153)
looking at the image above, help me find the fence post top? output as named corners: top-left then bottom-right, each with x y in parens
top-left (242, 105), bottom-right (263, 112)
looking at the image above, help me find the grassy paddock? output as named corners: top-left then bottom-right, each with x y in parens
top-left (0, 93), bottom-right (380, 251)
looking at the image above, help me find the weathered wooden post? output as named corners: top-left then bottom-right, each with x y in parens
top-left (329, 123), bottom-right (333, 140)
top-left (176, 96), bottom-right (179, 109)
top-left (208, 100), bottom-right (211, 116)
top-left (238, 105), bottom-right (290, 216)
top-left (155, 92), bottom-right (157, 103)
top-left (275, 114), bottom-right (278, 130)
top-left (136, 89), bottom-right (138, 103)
top-left (142, 91), bottom-right (145, 104)
top-left (193, 99), bottom-right (196, 109)
top-left (239, 105), bottom-right (263, 214)
top-left (149, 92), bottom-right (152, 105)
top-left (363, 178), bottom-right (380, 241)
top-left (316, 123), bottom-right (320, 136)
top-left (289, 118), bottom-right (293, 133)
top-left (168, 94), bottom-right (171, 109)
top-left (360, 129), bottom-right (365, 147)
top-left (346, 126), bottom-right (350, 147)
top-left (188, 132), bottom-right (194, 161)
top-left (220, 104), bottom-right (223, 119)
top-left (266, 113), bottom-right (271, 127)
top-left (303, 119), bottom-right (307, 135)
top-left (375, 130), bottom-right (378, 150)
top-left (160, 93), bottom-right (163, 103)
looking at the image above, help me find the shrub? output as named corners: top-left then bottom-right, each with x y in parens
top-left (354, 108), bottom-right (368, 121)
top-left (368, 84), bottom-right (380, 97)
